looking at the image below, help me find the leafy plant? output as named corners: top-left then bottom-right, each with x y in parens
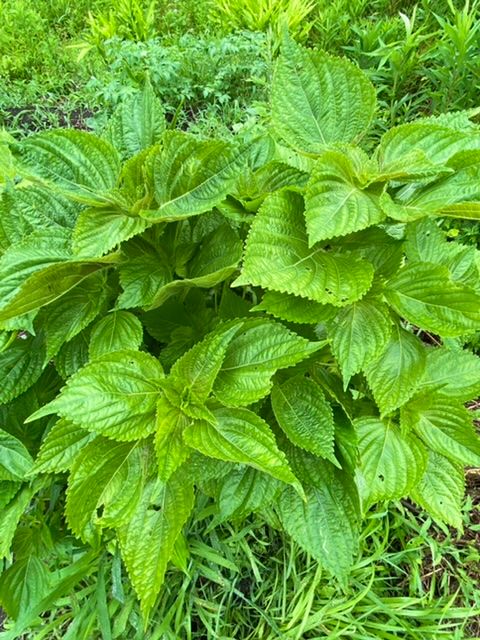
top-left (85, 32), bottom-right (271, 135)
top-left (2, 39), bottom-right (480, 631)
top-left (211, 0), bottom-right (316, 46)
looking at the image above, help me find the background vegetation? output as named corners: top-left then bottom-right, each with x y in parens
top-left (1, 0), bottom-right (479, 637)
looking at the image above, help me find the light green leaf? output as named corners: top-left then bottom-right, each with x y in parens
top-left (376, 123), bottom-right (480, 169)
top-left (410, 451), bottom-right (464, 530)
top-left (372, 149), bottom-right (454, 183)
top-left (336, 227), bottom-right (404, 279)
top-left (305, 150), bottom-right (384, 244)
top-left (0, 482), bottom-right (21, 511)
top-left (234, 191), bottom-right (374, 306)
top-left (418, 347), bottom-right (480, 400)
top-left (117, 472), bottom-right (194, 618)
top-left (168, 323), bottom-right (240, 404)
top-left (213, 318), bottom-right (321, 406)
top-left (234, 161), bottom-right (308, 207)
top-left (329, 299), bottom-right (392, 384)
top-left (66, 437), bottom-right (147, 542)
top-left (355, 417), bottom-right (427, 509)
top-left (72, 206), bottom-right (151, 258)
top-left (39, 271), bottom-right (109, 361)
top-left (0, 261), bottom-right (108, 323)
top-left (385, 262), bottom-right (480, 337)
top-left (271, 376), bottom-right (337, 463)
top-left (155, 396), bottom-right (191, 482)
top-left (253, 290), bottom-right (336, 324)
top-left (183, 407), bottom-right (302, 494)
top-left (27, 350), bottom-right (164, 441)
top-left (105, 84), bottom-right (165, 159)
top-left (218, 467), bottom-right (280, 521)
top-left (89, 311), bottom-right (143, 359)
top-left (0, 185), bottom-right (77, 252)
top-left (0, 229), bottom-right (71, 316)
top-left (277, 451), bottom-right (359, 582)
top-left (0, 429), bottom-right (33, 481)
top-left (0, 335), bottom-right (46, 406)
top-left (33, 419), bottom-right (95, 475)
top-left (365, 327), bottom-right (426, 416)
top-left (403, 395), bottom-right (480, 467)
top-left (142, 132), bottom-right (257, 222)
top-left (15, 129), bottom-right (121, 203)
top-left (385, 163), bottom-right (480, 222)
top-left (272, 39), bottom-right (376, 153)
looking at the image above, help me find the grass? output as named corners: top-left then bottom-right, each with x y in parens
top-left (4, 490), bottom-right (478, 639)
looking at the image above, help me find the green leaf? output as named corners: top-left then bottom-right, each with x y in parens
top-left (355, 417), bottom-right (427, 509)
top-left (183, 407), bottom-right (302, 494)
top-left (336, 227), bottom-right (404, 279)
top-left (28, 350), bottom-right (164, 441)
top-left (15, 129), bottom-right (121, 202)
top-left (105, 84), bottom-right (165, 159)
top-left (272, 39), bottom-right (376, 153)
top-left (117, 472), bottom-right (194, 618)
top-left (89, 311), bottom-right (143, 359)
top-left (142, 132), bottom-right (257, 222)
top-left (277, 451), bottom-right (359, 582)
top-left (0, 556), bottom-right (50, 619)
top-left (155, 397), bottom-right (191, 482)
top-left (376, 123), bottom-right (480, 169)
top-left (234, 191), bottom-right (374, 306)
top-left (38, 271), bottom-right (109, 361)
top-left (385, 262), bottom-right (480, 337)
top-left (217, 467), bottom-right (280, 521)
top-left (66, 437), bottom-right (147, 542)
top-left (117, 238), bottom-right (172, 309)
top-left (33, 419), bottom-right (95, 475)
top-left (418, 347), bottom-right (480, 400)
top-left (329, 299), bottom-right (392, 384)
top-left (0, 261), bottom-right (108, 323)
top-left (365, 327), bottom-right (426, 416)
top-left (403, 395), bottom-right (480, 467)
top-left (305, 150), bottom-right (385, 244)
top-left (72, 206), bottom-right (151, 258)
top-left (0, 184), bottom-right (77, 252)
top-left (253, 290), bottom-right (336, 324)
top-left (271, 376), bottom-right (337, 463)
top-left (0, 429), bottom-right (33, 481)
top-left (54, 326), bottom-right (92, 380)
top-left (0, 335), bottom-right (46, 406)
top-left (0, 229), bottom-right (71, 316)
top-left (168, 323), bottom-right (240, 404)
top-left (0, 485), bottom-right (35, 559)
top-left (410, 452), bottom-right (464, 530)
top-left (118, 224), bottom-right (242, 310)
top-left (147, 224), bottom-right (243, 310)
top-left (213, 318), bottom-right (321, 406)
top-left (405, 218), bottom-right (479, 290)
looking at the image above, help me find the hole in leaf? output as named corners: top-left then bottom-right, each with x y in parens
top-left (378, 474), bottom-right (385, 482)
top-left (96, 505), bottom-right (105, 519)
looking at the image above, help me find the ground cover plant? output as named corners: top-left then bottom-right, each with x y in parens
top-left (1, 35), bottom-right (480, 637)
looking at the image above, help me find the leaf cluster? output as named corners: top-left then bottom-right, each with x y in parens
top-left (2, 39), bottom-right (480, 623)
